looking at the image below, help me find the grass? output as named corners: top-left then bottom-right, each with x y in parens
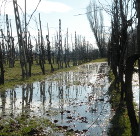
top-left (0, 115), bottom-right (75, 136)
top-left (91, 58), bottom-right (107, 63)
top-left (108, 70), bottom-right (132, 136)
top-left (0, 58), bottom-right (107, 91)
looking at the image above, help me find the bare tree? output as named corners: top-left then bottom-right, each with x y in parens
top-left (38, 13), bottom-right (45, 75)
top-left (87, 1), bottom-right (107, 58)
top-left (13, 0), bottom-right (29, 78)
top-left (0, 42), bottom-right (4, 84)
top-left (108, 0), bottom-right (139, 135)
top-left (136, 0), bottom-right (140, 134)
top-left (6, 14), bottom-right (15, 68)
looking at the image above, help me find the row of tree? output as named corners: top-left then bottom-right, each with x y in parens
top-left (0, 0), bottom-right (99, 85)
top-left (87, 0), bottom-right (140, 135)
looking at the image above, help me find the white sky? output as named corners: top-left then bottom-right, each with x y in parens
top-left (0, 0), bottom-right (111, 48)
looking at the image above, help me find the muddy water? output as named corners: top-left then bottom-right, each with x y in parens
top-left (0, 62), bottom-right (112, 135)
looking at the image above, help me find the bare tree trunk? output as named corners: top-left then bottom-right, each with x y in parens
top-left (27, 32), bottom-right (32, 77)
top-left (46, 35), bottom-right (54, 72)
top-left (125, 55), bottom-right (139, 136)
top-left (13, 0), bottom-right (28, 78)
top-left (58, 19), bottom-right (63, 68)
top-left (0, 44), bottom-right (4, 85)
top-left (6, 14), bottom-right (15, 68)
top-left (87, 1), bottom-right (106, 58)
top-left (38, 13), bottom-right (45, 75)
top-left (136, 0), bottom-right (140, 135)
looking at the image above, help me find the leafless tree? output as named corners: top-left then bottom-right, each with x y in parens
top-left (0, 42), bottom-right (4, 84)
top-left (87, 1), bottom-right (107, 58)
top-left (108, 0), bottom-right (139, 135)
top-left (38, 13), bottom-right (45, 75)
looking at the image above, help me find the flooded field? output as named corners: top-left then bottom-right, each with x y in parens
top-left (0, 62), bottom-right (113, 135)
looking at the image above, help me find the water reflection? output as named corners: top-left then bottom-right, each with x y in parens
top-left (10, 89), bottom-right (16, 117)
top-left (0, 62), bottom-right (111, 135)
top-left (0, 91), bottom-right (6, 116)
top-left (48, 82), bottom-right (52, 108)
top-left (22, 84), bottom-right (33, 115)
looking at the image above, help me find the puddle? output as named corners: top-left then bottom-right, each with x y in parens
top-left (132, 72), bottom-right (139, 107)
top-left (0, 62), bottom-right (112, 135)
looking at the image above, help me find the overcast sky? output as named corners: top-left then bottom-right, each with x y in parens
top-left (0, 0), bottom-right (111, 48)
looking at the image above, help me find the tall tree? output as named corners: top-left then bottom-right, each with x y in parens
top-left (108, 0), bottom-right (140, 135)
top-left (13, 0), bottom-right (29, 78)
top-left (6, 14), bottom-right (15, 68)
top-left (38, 13), bottom-right (45, 75)
top-left (0, 43), bottom-right (4, 85)
top-left (87, 1), bottom-right (107, 58)
top-left (46, 24), bottom-right (54, 72)
top-left (136, 0), bottom-right (140, 134)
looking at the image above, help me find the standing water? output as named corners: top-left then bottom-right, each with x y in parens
top-left (0, 62), bottom-right (112, 135)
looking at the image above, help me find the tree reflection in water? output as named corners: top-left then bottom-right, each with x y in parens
top-left (0, 91), bottom-right (6, 116)
top-left (10, 89), bottom-right (16, 117)
top-left (0, 62), bottom-right (113, 135)
top-left (22, 84), bottom-right (33, 115)
top-left (48, 82), bottom-right (52, 108)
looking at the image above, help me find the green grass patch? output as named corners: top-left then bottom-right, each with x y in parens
top-left (73, 80), bottom-right (81, 85)
top-left (0, 115), bottom-right (75, 136)
top-left (108, 104), bottom-right (131, 136)
top-left (91, 58), bottom-right (107, 63)
top-left (108, 71), bottom-right (132, 136)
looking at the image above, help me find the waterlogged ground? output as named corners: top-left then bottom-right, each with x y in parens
top-left (0, 62), bottom-right (113, 135)
top-left (132, 72), bottom-right (139, 108)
